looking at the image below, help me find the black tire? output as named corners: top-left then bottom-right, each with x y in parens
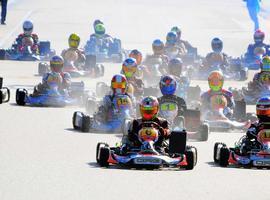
top-left (98, 147), bottom-right (110, 167)
top-left (16, 89), bottom-right (26, 106)
top-left (199, 123), bottom-right (209, 141)
top-left (186, 145), bottom-right (198, 166)
top-left (213, 142), bottom-right (223, 163)
top-left (219, 146), bottom-right (230, 167)
top-left (96, 142), bottom-right (109, 163)
top-left (81, 115), bottom-right (90, 132)
top-left (184, 148), bottom-right (195, 170)
top-left (174, 116), bottom-right (185, 129)
top-left (72, 112), bottom-right (79, 130)
top-left (38, 62), bottom-right (49, 76)
top-left (240, 69), bottom-right (248, 81)
top-left (0, 49), bottom-right (6, 60)
top-left (86, 99), bottom-right (97, 115)
top-left (169, 130), bottom-right (187, 154)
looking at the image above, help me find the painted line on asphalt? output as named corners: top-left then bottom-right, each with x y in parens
top-left (0, 10), bottom-right (33, 48)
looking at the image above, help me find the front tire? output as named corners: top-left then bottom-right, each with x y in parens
top-left (16, 89), bottom-right (26, 106)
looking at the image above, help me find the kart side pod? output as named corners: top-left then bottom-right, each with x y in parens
top-left (169, 130), bottom-right (187, 154)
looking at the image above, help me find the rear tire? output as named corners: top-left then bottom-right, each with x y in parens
top-left (98, 147), bottom-right (110, 167)
top-left (16, 89), bottom-right (26, 106)
top-left (72, 112), bottom-right (80, 130)
top-left (198, 123), bottom-right (209, 141)
top-left (219, 146), bottom-right (230, 167)
top-left (38, 62), bottom-right (49, 76)
top-left (81, 115), bottom-right (91, 132)
top-left (213, 142), bottom-right (223, 163)
top-left (184, 147), bottom-right (196, 170)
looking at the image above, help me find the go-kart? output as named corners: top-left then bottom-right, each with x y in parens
top-left (201, 94), bottom-right (256, 132)
top-left (84, 37), bottom-right (126, 63)
top-left (38, 53), bottom-right (104, 78)
top-left (158, 95), bottom-right (209, 141)
top-left (186, 57), bottom-right (248, 81)
top-left (96, 121), bottom-right (197, 170)
top-left (242, 46), bottom-right (267, 70)
top-left (214, 129), bottom-right (270, 168)
top-left (73, 94), bottom-right (135, 132)
top-left (0, 40), bottom-right (55, 61)
top-left (0, 77), bottom-right (10, 104)
top-left (15, 81), bottom-right (86, 107)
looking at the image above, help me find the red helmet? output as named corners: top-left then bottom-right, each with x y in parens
top-left (140, 96), bottom-right (159, 120)
top-left (254, 30), bottom-right (265, 44)
top-left (111, 74), bottom-right (128, 95)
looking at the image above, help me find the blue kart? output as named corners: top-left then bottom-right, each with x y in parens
top-left (84, 37), bottom-right (126, 63)
top-left (15, 82), bottom-right (85, 107)
top-left (0, 41), bottom-right (55, 61)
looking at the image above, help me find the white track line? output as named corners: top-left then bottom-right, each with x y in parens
top-left (0, 10), bottom-right (33, 48)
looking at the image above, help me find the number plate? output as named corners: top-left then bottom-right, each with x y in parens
top-left (134, 157), bottom-right (162, 165)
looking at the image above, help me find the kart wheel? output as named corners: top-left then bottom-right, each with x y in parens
top-left (213, 142), bottom-right (224, 163)
top-left (81, 115), bottom-right (91, 133)
top-left (96, 142), bottom-right (109, 163)
top-left (186, 145), bottom-right (198, 166)
top-left (96, 82), bottom-right (109, 98)
top-left (86, 98), bottom-right (97, 115)
top-left (72, 112), bottom-right (80, 130)
top-left (184, 148), bottom-right (196, 170)
top-left (198, 123), bottom-right (209, 141)
top-left (174, 116), bottom-right (185, 129)
top-left (16, 89), bottom-right (26, 106)
top-left (239, 69), bottom-right (248, 81)
top-left (219, 146), bottom-right (230, 167)
top-left (38, 62), bottom-right (49, 76)
top-left (98, 147), bottom-right (110, 167)
top-left (0, 49), bottom-right (6, 60)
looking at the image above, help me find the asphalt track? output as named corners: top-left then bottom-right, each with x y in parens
top-left (0, 0), bottom-right (269, 200)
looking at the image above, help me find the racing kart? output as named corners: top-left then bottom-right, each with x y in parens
top-left (15, 81), bottom-right (86, 107)
top-left (213, 129), bottom-right (270, 168)
top-left (242, 46), bottom-right (266, 70)
top-left (84, 37), bottom-right (126, 63)
top-left (186, 57), bottom-right (248, 81)
top-left (38, 54), bottom-right (104, 78)
top-left (96, 121), bottom-right (197, 170)
top-left (201, 94), bottom-right (256, 132)
top-left (230, 80), bottom-right (270, 105)
top-left (0, 41), bottom-right (55, 61)
top-left (0, 77), bottom-right (10, 104)
top-left (72, 94), bottom-right (135, 132)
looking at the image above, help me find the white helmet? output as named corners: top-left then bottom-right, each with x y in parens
top-left (23, 20), bottom-right (33, 35)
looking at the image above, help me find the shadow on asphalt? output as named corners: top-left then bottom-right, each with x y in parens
top-left (87, 162), bottom-right (191, 172)
top-left (206, 161), bottom-right (269, 170)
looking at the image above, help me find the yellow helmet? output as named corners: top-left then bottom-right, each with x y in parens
top-left (68, 33), bottom-right (80, 48)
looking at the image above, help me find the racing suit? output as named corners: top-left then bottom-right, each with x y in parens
top-left (201, 89), bottom-right (235, 118)
top-left (245, 42), bottom-right (270, 58)
top-left (15, 33), bottom-right (39, 54)
top-left (84, 33), bottom-right (114, 53)
top-left (164, 43), bottom-right (187, 58)
top-left (158, 94), bottom-right (187, 116)
top-left (247, 71), bottom-right (270, 92)
top-left (33, 72), bottom-right (71, 96)
top-left (127, 117), bottom-right (170, 148)
top-left (202, 52), bottom-right (229, 70)
top-left (126, 76), bottom-right (144, 98)
top-left (61, 47), bottom-right (86, 69)
top-left (240, 121), bottom-right (268, 155)
top-left (93, 93), bottom-right (134, 132)
top-left (142, 54), bottom-right (169, 75)
top-left (176, 39), bottom-right (194, 53)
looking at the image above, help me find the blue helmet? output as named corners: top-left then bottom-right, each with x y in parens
top-left (159, 75), bottom-right (177, 95)
top-left (152, 39), bottom-right (164, 54)
top-left (166, 31), bottom-right (177, 45)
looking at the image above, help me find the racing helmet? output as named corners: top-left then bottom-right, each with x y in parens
top-left (140, 96), bottom-right (159, 120)
top-left (211, 37), bottom-right (223, 53)
top-left (50, 55), bottom-right (64, 73)
top-left (122, 58), bottom-right (137, 79)
top-left (129, 49), bottom-right (143, 65)
top-left (111, 74), bottom-right (128, 95)
top-left (171, 26), bottom-right (181, 40)
top-left (23, 20), bottom-right (33, 35)
top-left (95, 23), bottom-right (105, 36)
top-left (261, 56), bottom-right (270, 72)
top-left (68, 33), bottom-right (80, 48)
top-left (166, 31), bottom-right (177, 45)
top-left (152, 39), bottom-right (165, 55)
top-left (159, 75), bottom-right (177, 95)
top-left (168, 58), bottom-right (183, 77)
top-left (208, 71), bottom-right (224, 92)
top-left (256, 96), bottom-right (270, 122)
top-left (254, 30), bottom-right (265, 44)
top-left (93, 19), bottom-right (104, 29)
